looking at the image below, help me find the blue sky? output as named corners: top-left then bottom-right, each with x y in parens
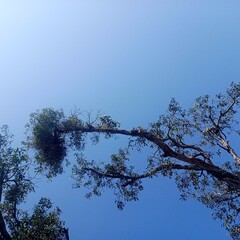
top-left (0, 1), bottom-right (240, 239)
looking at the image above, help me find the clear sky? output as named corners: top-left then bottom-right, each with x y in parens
top-left (0, 1), bottom-right (240, 239)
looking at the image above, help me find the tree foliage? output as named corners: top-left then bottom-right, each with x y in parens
top-left (28, 82), bottom-right (240, 239)
top-left (12, 198), bottom-right (68, 240)
top-left (0, 126), bottom-right (68, 240)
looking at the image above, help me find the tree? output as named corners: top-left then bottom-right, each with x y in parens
top-left (28, 82), bottom-right (240, 239)
top-left (0, 125), bottom-right (69, 240)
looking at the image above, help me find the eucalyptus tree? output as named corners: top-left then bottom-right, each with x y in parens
top-left (0, 126), bottom-right (68, 240)
top-left (28, 82), bottom-right (240, 239)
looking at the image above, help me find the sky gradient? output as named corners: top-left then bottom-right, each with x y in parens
top-left (0, 1), bottom-right (240, 239)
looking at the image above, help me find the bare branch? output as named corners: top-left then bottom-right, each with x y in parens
top-left (216, 133), bottom-right (240, 164)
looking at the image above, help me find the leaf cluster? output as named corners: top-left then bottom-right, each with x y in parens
top-left (0, 125), bottom-right (68, 239)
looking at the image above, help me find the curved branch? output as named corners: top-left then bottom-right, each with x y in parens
top-left (61, 126), bottom-right (240, 190)
top-left (84, 163), bottom-right (203, 183)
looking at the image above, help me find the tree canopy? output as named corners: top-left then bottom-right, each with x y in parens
top-left (27, 82), bottom-right (240, 239)
top-left (0, 126), bottom-right (69, 240)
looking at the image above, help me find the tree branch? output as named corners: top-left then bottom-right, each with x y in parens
top-left (0, 211), bottom-right (12, 240)
top-left (84, 163), bottom-right (203, 184)
top-left (166, 134), bottom-right (211, 162)
top-left (216, 133), bottom-right (240, 165)
top-left (61, 126), bottom-right (240, 190)
top-left (217, 96), bottom-right (239, 126)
